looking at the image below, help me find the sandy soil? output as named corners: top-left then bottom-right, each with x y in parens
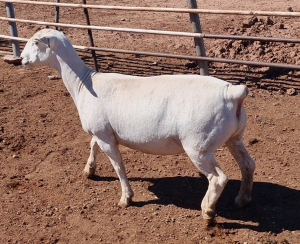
top-left (0, 0), bottom-right (300, 243)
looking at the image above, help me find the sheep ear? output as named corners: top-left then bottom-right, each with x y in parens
top-left (34, 37), bottom-right (50, 48)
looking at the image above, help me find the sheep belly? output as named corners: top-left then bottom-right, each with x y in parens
top-left (115, 134), bottom-right (185, 155)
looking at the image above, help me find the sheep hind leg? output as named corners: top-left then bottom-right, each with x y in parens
top-left (95, 137), bottom-right (134, 208)
top-left (226, 137), bottom-right (255, 208)
top-left (185, 148), bottom-right (228, 225)
top-left (83, 137), bottom-right (98, 178)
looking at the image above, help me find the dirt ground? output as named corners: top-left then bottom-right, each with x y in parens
top-left (1, 0), bottom-right (300, 243)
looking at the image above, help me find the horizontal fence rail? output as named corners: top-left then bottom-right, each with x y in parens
top-left (1, 0), bottom-right (300, 17)
top-left (1, 34), bottom-right (300, 70)
top-left (1, 17), bottom-right (300, 44)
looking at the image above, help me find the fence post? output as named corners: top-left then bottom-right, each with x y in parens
top-left (55, 0), bottom-right (60, 30)
top-left (186, 0), bottom-right (209, 75)
top-left (82, 0), bottom-right (98, 71)
top-left (5, 2), bottom-right (20, 57)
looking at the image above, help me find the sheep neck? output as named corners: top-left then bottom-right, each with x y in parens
top-left (52, 47), bottom-right (96, 106)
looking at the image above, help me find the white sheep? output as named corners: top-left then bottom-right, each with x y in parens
top-left (21, 29), bottom-right (255, 225)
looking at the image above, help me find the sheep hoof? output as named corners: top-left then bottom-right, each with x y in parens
top-left (235, 195), bottom-right (251, 208)
top-left (118, 198), bottom-right (132, 208)
top-left (83, 167), bottom-right (96, 178)
top-left (202, 209), bottom-right (216, 227)
top-left (204, 218), bottom-right (217, 229)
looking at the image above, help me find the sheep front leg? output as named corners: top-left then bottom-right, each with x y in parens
top-left (96, 137), bottom-right (134, 207)
top-left (226, 138), bottom-right (255, 208)
top-left (83, 137), bottom-right (98, 178)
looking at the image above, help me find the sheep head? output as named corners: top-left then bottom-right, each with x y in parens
top-left (21, 29), bottom-right (63, 68)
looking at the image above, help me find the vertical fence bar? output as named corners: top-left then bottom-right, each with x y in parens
top-left (5, 2), bottom-right (20, 56)
top-left (187, 0), bottom-right (209, 75)
top-left (82, 0), bottom-right (98, 71)
top-left (55, 0), bottom-right (60, 30)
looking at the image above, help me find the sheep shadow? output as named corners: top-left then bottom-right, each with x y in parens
top-left (217, 180), bottom-right (300, 233)
top-left (90, 175), bottom-right (300, 233)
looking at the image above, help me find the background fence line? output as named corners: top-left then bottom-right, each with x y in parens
top-left (2, 33), bottom-right (300, 71)
top-left (1, 17), bottom-right (300, 44)
top-left (1, 0), bottom-right (300, 17)
top-left (1, 1), bottom-right (300, 71)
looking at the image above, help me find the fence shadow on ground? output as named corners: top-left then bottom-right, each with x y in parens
top-left (90, 174), bottom-right (300, 234)
top-left (83, 52), bottom-right (300, 92)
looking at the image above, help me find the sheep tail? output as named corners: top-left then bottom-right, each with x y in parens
top-left (226, 85), bottom-right (249, 118)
